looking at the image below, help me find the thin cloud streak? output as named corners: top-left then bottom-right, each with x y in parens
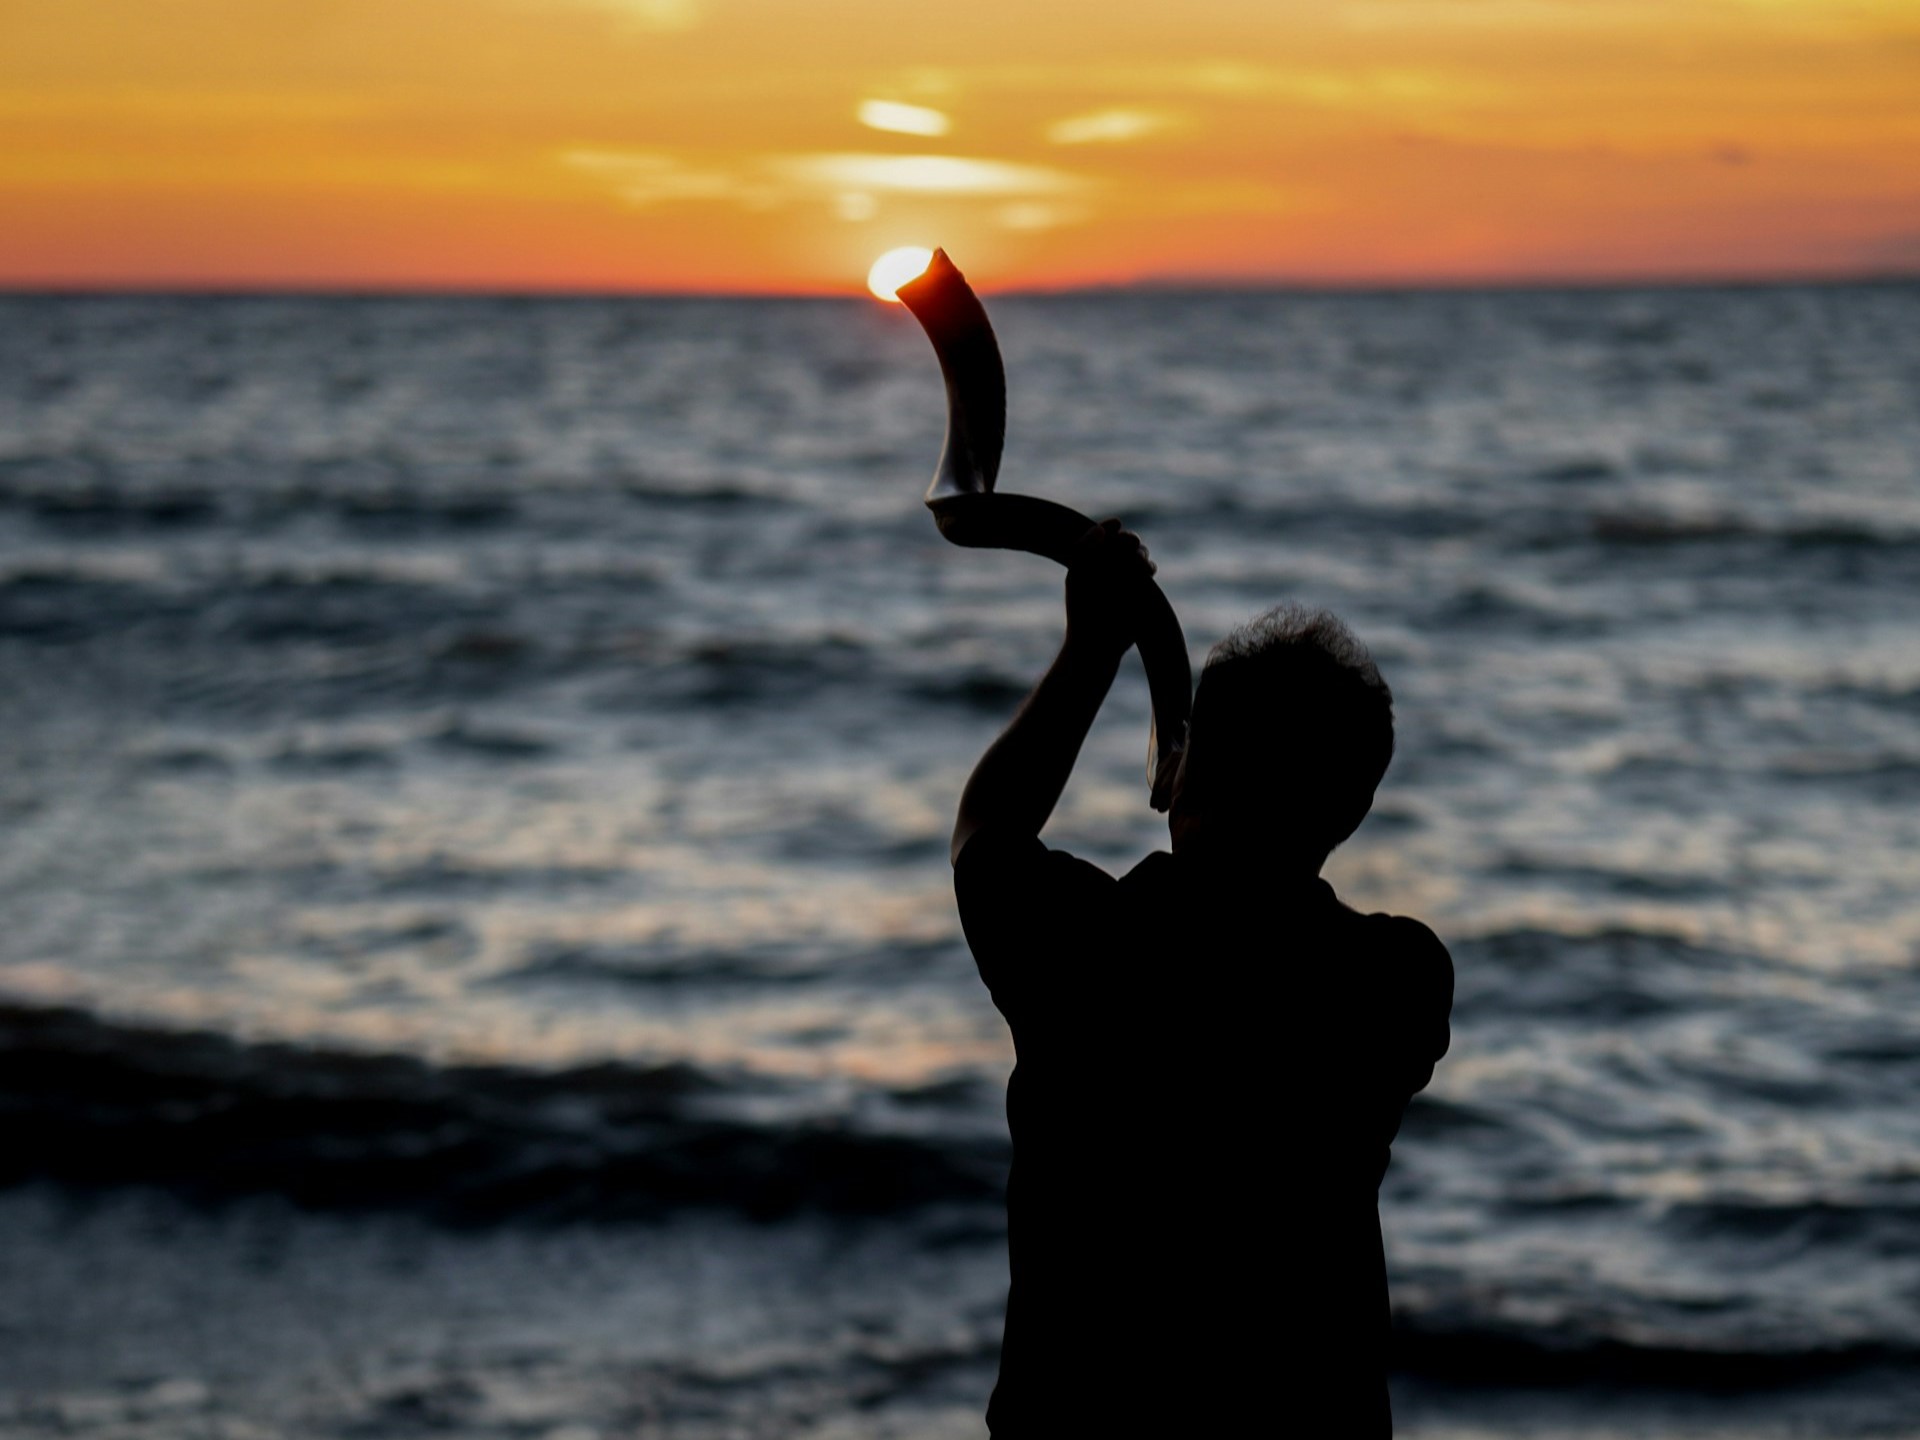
top-left (562, 148), bottom-right (1094, 210)
top-left (1046, 108), bottom-right (1179, 144)
top-left (857, 99), bottom-right (953, 137)
top-left (568, 0), bottom-right (704, 32)
top-left (780, 153), bottom-right (1091, 197)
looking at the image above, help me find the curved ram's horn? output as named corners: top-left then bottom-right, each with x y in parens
top-left (897, 249), bottom-right (1192, 811)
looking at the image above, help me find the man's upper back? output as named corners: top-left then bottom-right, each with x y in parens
top-left (956, 828), bottom-right (1450, 1110)
top-left (955, 829), bottom-right (1453, 1433)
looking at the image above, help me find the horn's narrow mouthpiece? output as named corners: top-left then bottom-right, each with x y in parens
top-left (897, 250), bottom-right (1006, 502)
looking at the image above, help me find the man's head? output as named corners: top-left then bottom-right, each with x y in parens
top-left (1169, 604), bottom-right (1394, 865)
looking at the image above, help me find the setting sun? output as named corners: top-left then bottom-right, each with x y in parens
top-left (866, 247), bottom-right (934, 302)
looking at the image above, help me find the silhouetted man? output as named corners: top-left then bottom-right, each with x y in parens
top-left (953, 522), bottom-right (1452, 1436)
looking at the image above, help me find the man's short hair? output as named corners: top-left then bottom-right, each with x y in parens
top-left (1180, 605), bottom-right (1394, 857)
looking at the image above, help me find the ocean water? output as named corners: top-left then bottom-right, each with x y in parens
top-left (1, 284), bottom-right (1918, 1437)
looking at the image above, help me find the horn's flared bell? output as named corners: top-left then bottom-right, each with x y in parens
top-left (897, 249), bottom-right (1005, 506)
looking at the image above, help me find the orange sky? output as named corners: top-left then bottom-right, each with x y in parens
top-left (3, 0), bottom-right (1918, 293)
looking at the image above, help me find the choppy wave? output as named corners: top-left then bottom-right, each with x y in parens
top-left (1392, 1327), bottom-right (1920, 1386)
top-left (0, 1001), bottom-right (1005, 1221)
top-left (1586, 511), bottom-right (1920, 551)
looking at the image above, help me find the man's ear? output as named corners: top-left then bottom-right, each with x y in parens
top-left (1164, 727), bottom-right (1194, 807)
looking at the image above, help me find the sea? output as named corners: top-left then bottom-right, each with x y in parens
top-left (1, 283), bottom-right (1918, 1438)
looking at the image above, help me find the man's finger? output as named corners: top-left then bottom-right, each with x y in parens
top-left (1074, 521), bottom-right (1157, 583)
top-left (1112, 530), bottom-right (1154, 572)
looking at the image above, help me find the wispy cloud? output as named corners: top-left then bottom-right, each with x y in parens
top-left (857, 99), bottom-right (952, 138)
top-left (997, 201), bottom-right (1093, 231)
top-left (571, 0), bottom-right (704, 32)
top-left (563, 150), bottom-right (772, 206)
top-left (1046, 108), bottom-right (1179, 145)
top-left (563, 148), bottom-right (1093, 212)
top-left (776, 153), bottom-right (1089, 197)
top-left (952, 59), bottom-right (1501, 111)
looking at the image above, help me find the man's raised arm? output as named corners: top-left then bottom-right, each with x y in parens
top-left (951, 521), bottom-right (1156, 864)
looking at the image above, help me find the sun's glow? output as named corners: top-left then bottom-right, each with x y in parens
top-left (866, 246), bottom-right (934, 301)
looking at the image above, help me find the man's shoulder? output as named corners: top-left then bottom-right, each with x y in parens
top-left (1357, 909), bottom-right (1449, 958)
top-left (951, 830), bottom-right (1122, 940)
top-left (951, 831), bottom-right (1141, 1017)
top-left (1343, 907), bottom-right (1454, 1021)
top-left (953, 828), bottom-right (1120, 888)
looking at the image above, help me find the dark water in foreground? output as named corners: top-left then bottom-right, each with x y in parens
top-left (1, 285), bottom-right (1918, 1436)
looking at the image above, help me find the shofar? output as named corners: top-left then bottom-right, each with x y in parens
top-left (898, 249), bottom-right (1191, 812)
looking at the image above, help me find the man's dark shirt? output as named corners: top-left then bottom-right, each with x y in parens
top-left (955, 828), bottom-right (1452, 1437)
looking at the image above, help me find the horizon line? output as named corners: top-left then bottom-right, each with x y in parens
top-left (2, 267), bottom-right (1916, 303)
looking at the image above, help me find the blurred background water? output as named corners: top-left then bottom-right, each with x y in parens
top-left (1, 284), bottom-right (1918, 1437)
